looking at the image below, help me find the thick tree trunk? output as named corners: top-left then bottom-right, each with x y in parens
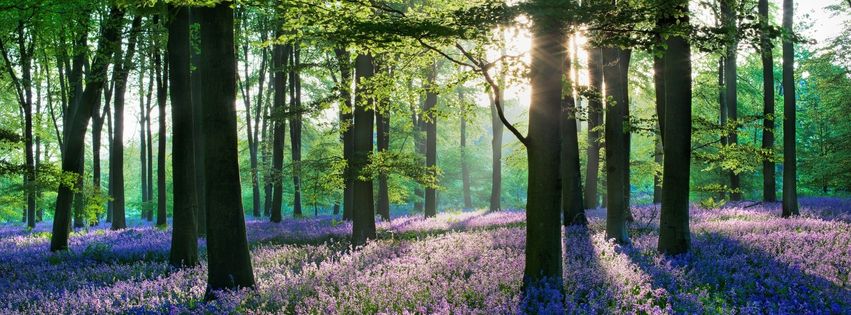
top-left (584, 47), bottom-right (603, 210)
top-left (110, 16), bottom-right (142, 230)
top-left (270, 39), bottom-right (288, 223)
top-left (167, 5), bottom-right (198, 267)
top-left (562, 42), bottom-right (585, 225)
top-left (290, 44), bottom-right (303, 217)
top-left (424, 66), bottom-right (438, 218)
top-left (523, 16), bottom-right (564, 289)
top-left (653, 51), bottom-right (665, 204)
top-left (759, 0), bottom-right (777, 202)
top-left (604, 47), bottom-right (630, 244)
top-left (658, 1), bottom-right (693, 255)
top-left (722, 0), bottom-right (742, 201)
top-left (190, 10), bottom-right (206, 235)
top-left (781, 0), bottom-right (799, 217)
top-left (51, 7), bottom-right (125, 251)
top-left (352, 54), bottom-right (376, 246)
top-left (197, 3), bottom-right (255, 296)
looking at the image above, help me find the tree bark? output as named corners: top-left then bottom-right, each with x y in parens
top-left (51, 7), bottom-right (125, 251)
top-left (658, 0), bottom-right (693, 255)
top-left (335, 49), bottom-right (354, 221)
top-left (290, 43), bottom-right (303, 217)
top-left (489, 89), bottom-right (504, 212)
top-left (653, 46), bottom-right (665, 204)
top-left (759, 0), bottom-right (777, 202)
top-left (522, 15), bottom-right (564, 289)
top-left (167, 5), bottom-right (198, 267)
top-left (352, 53), bottom-right (376, 246)
top-left (110, 16), bottom-right (142, 230)
top-left (460, 92), bottom-right (472, 210)
top-left (376, 70), bottom-right (391, 220)
top-left (197, 3), bottom-right (255, 296)
top-left (270, 38), bottom-right (288, 223)
top-left (423, 65), bottom-right (438, 218)
top-left (722, 0), bottom-right (742, 201)
top-left (584, 46), bottom-right (603, 210)
top-left (781, 0), bottom-right (799, 217)
top-left (154, 31), bottom-right (168, 227)
top-left (561, 39), bottom-right (585, 225)
top-left (604, 46), bottom-right (630, 244)
top-left (190, 10), bottom-right (206, 235)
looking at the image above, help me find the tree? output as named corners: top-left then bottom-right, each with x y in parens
top-left (584, 46), bottom-right (603, 210)
top-left (603, 46), bottom-right (630, 243)
top-left (562, 31), bottom-right (585, 225)
top-left (154, 18), bottom-right (169, 227)
top-left (423, 65), bottom-right (438, 218)
top-left (376, 64), bottom-right (391, 219)
top-left (110, 16), bottom-right (143, 230)
top-left (523, 2), bottom-right (564, 289)
top-left (51, 7), bottom-right (125, 251)
top-left (167, 4), bottom-right (198, 267)
top-left (781, 0), bottom-right (799, 217)
top-left (489, 76), bottom-right (504, 212)
top-left (722, 0), bottom-right (742, 201)
top-left (270, 36), bottom-right (288, 223)
top-left (759, 0), bottom-right (777, 202)
top-left (351, 53), bottom-right (376, 246)
top-left (334, 48), bottom-right (354, 221)
top-left (190, 10), bottom-right (206, 236)
top-left (197, 3), bottom-right (255, 296)
top-left (459, 91), bottom-right (473, 210)
top-left (658, 0), bottom-right (692, 255)
top-left (290, 42), bottom-right (303, 217)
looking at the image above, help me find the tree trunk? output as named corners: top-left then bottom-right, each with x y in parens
top-left (424, 66), bottom-right (438, 218)
top-left (239, 16), bottom-right (262, 218)
top-left (270, 38), bottom-right (288, 223)
top-left (718, 58), bottom-right (727, 200)
top-left (334, 49), bottom-right (354, 221)
top-left (140, 51), bottom-right (149, 221)
top-left (658, 1), bottom-right (693, 255)
top-left (489, 91), bottom-right (504, 212)
top-left (290, 43), bottom-right (303, 217)
top-left (759, 0), bottom-right (777, 202)
top-left (604, 46), bottom-right (629, 244)
top-left (197, 3), bottom-right (255, 296)
top-left (190, 10), bottom-right (206, 235)
top-left (584, 46), bottom-right (603, 210)
top-left (653, 49), bottom-right (665, 204)
top-left (781, 0), bottom-right (799, 217)
top-left (167, 5), bottom-right (198, 267)
top-left (376, 76), bottom-right (391, 220)
top-left (110, 16), bottom-right (143, 230)
top-left (51, 7), bottom-right (125, 251)
top-left (155, 35), bottom-right (168, 227)
top-left (460, 95), bottom-right (472, 210)
top-left (146, 62), bottom-right (154, 221)
top-left (722, 0), bottom-right (742, 201)
top-left (522, 15), bottom-right (564, 290)
top-left (413, 106), bottom-right (425, 213)
top-left (352, 54), bottom-right (376, 246)
top-left (561, 40), bottom-right (585, 225)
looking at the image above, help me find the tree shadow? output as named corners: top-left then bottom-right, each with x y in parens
top-left (620, 231), bottom-right (851, 313)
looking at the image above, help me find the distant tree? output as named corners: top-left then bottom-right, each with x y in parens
top-left (759, 0), bottom-right (777, 202)
top-left (423, 65), bottom-right (438, 218)
top-left (722, 0), bottom-right (742, 201)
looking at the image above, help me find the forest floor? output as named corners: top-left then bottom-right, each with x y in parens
top-left (1, 197), bottom-right (850, 314)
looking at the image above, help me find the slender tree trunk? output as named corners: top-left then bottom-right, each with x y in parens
top-left (290, 43), bottom-right (303, 217)
top-left (239, 12), bottom-right (262, 218)
top-left (413, 106), bottom-right (425, 213)
top-left (562, 40), bottom-right (585, 225)
top-left (110, 16), bottom-right (142, 230)
top-left (352, 54), bottom-right (376, 246)
top-left (167, 5), bottom-right (198, 267)
top-left (334, 49), bottom-right (354, 221)
top-left (197, 3), bottom-right (255, 296)
top-left (190, 10), bottom-right (206, 235)
top-left (155, 38), bottom-right (168, 227)
top-left (424, 65), bottom-right (438, 218)
top-left (459, 92), bottom-right (472, 210)
top-left (722, 0), bottom-right (742, 201)
top-left (653, 46), bottom-right (665, 204)
top-left (376, 74), bottom-right (391, 220)
top-left (621, 51), bottom-right (633, 221)
top-left (718, 58), bottom-right (727, 200)
top-left (658, 1), bottom-right (693, 255)
top-left (781, 0), bottom-right (799, 217)
top-left (759, 0), bottom-right (777, 202)
top-left (523, 14), bottom-right (564, 290)
top-left (584, 47), bottom-right (603, 210)
top-left (146, 64), bottom-right (154, 221)
top-left (489, 89), bottom-right (504, 212)
top-left (51, 7), bottom-right (125, 251)
top-left (140, 51), bottom-right (149, 220)
top-left (604, 46), bottom-right (629, 244)
top-left (270, 39), bottom-right (289, 223)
